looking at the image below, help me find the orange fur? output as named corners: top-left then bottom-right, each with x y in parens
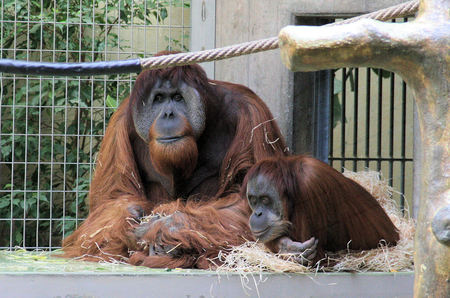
top-left (242, 156), bottom-right (400, 263)
top-left (129, 194), bottom-right (253, 268)
top-left (62, 60), bottom-right (287, 268)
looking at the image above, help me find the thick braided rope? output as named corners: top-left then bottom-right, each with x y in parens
top-left (141, 0), bottom-right (419, 70)
top-left (141, 37), bottom-right (279, 69)
top-left (332, 0), bottom-right (419, 25)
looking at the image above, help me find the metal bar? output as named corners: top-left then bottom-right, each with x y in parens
top-left (365, 68), bottom-right (371, 168)
top-left (75, 0), bottom-right (82, 231)
top-left (62, 0), bottom-right (69, 239)
top-left (0, 78), bottom-right (142, 82)
top-left (377, 68), bottom-right (383, 171)
top-left (389, 20), bottom-right (396, 187)
top-left (329, 70), bottom-right (335, 167)
top-left (0, 190), bottom-right (89, 193)
top-left (341, 68), bottom-right (346, 170)
top-left (182, 0), bottom-right (185, 50)
top-left (102, 3), bottom-right (109, 238)
top-left (0, 40), bottom-right (4, 246)
top-left (0, 0), bottom-right (10, 248)
top-left (353, 68), bottom-right (359, 171)
top-left (400, 75), bottom-right (408, 213)
top-left (169, 0), bottom-right (172, 50)
top-left (389, 71), bottom-right (395, 187)
top-left (1, 102), bottom-right (125, 108)
top-left (0, 19), bottom-right (188, 28)
top-left (49, 0), bottom-right (57, 251)
top-left (144, 0), bottom-right (148, 55)
top-left (11, 0), bottom-right (17, 249)
top-left (35, 0), bottom-right (44, 248)
top-left (88, 0), bottom-right (95, 232)
top-left (0, 48), bottom-right (167, 54)
top-left (0, 218), bottom-right (85, 221)
top-left (24, 0), bottom-right (30, 249)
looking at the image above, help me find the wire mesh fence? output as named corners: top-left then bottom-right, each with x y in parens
top-left (0, 0), bottom-right (191, 250)
top-left (0, 6), bottom-right (415, 252)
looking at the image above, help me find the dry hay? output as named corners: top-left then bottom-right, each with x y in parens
top-left (216, 170), bottom-right (415, 274)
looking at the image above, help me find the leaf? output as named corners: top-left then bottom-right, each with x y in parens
top-left (39, 194), bottom-right (49, 203)
top-left (332, 94), bottom-right (344, 129)
top-left (15, 231), bottom-right (23, 245)
top-left (1, 142), bottom-right (12, 157)
top-left (334, 78), bottom-right (343, 95)
top-left (371, 68), bottom-right (392, 78)
top-left (0, 199), bottom-right (11, 209)
top-left (30, 22), bottom-right (43, 34)
top-left (159, 8), bottom-right (168, 20)
top-left (106, 95), bottom-right (118, 109)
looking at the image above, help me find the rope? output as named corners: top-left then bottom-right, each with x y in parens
top-left (141, 37), bottom-right (280, 69)
top-left (0, 1), bottom-right (419, 76)
top-left (140, 0), bottom-right (419, 70)
top-left (332, 0), bottom-right (419, 25)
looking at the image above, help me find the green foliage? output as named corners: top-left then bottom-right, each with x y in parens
top-left (333, 73), bottom-right (345, 129)
top-left (0, 0), bottom-right (189, 248)
top-left (372, 68), bottom-right (392, 78)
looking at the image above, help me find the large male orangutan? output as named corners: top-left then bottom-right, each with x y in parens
top-left (62, 55), bottom-right (316, 269)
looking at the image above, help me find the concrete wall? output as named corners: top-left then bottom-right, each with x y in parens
top-left (214, 0), bottom-right (411, 149)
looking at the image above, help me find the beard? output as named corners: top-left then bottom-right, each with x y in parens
top-left (148, 128), bottom-right (198, 180)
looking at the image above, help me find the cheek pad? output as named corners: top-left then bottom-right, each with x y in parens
top-left (133, 100), bottom-right (157, 142)
top-left (180, 84), bottom-right (205, 139)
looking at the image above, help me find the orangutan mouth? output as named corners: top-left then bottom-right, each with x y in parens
top-left (252, 226), bottom-right (270, 237)
top-left (157, 136), bottom-right (184, 143)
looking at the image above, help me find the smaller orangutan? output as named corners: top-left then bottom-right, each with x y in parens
top-left (241, 155), bottom-right (400, 265)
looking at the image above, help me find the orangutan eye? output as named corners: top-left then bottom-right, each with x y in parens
top-left (154, 94), bottom-right (163, 103)
top-left (261, 196), bottom-right (271, 205)
top-left (173, 93), bottom-right (184, 102)
top-left (248, 196), bottom-right (257, 207)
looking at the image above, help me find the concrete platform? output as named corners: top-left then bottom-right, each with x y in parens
top-left (0, 251), bottom-right (414, 297)
top-left (0, 271), bottom-right (414, 298)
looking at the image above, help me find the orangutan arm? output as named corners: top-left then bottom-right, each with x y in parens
top-left (62, 196), bottom-right (152, 262)
top-left (128, 194), bottom-right (253, 269)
